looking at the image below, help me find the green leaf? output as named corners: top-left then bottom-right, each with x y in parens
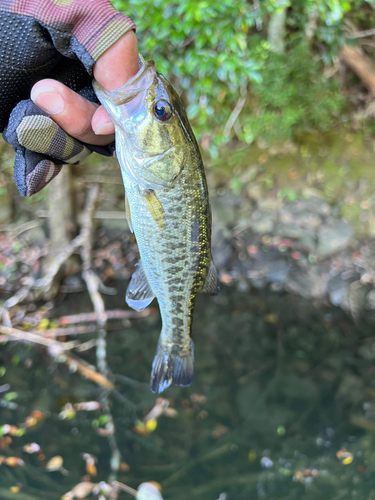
top-left (4, 392), bottom-right (18, 402)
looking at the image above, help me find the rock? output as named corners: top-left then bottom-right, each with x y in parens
top-left (297, 229), bottom-right (317, 253)
top-left (275, 221), bottom-right (303, 239)
top-left (249, 209), bottom-right (276, 234)
top-left (278, 204), bottom-right (322, 229)
top-left (316, 220), bottom-right (354, 257)
top-left (249, 277), bottom-right (267, 289)
top-left (327, 275), bottom-right (350, 310)
top-left (212, 239), bottom-right (232, 268)
top-left (348, 280), bottom-right (367, 321)
top-left (293, 197), bottom-right (331, 217)
top-left (257, 198), bottom-right (282, 211)
top-left (247, 183), bottom-right (263, 202)
top-left (286, 266), bottom-right (328, 299)
top-left (212, 200), bottom-right (238, 226)
top-left (366, 289), bottom-right (375, 310)
top-left (264, 260), bottom-right (291, 284)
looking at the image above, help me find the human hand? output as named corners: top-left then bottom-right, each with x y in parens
top-left (30, 31), bottom-right (139, 146)
top-left (0, 0), bottom-right (137, 196)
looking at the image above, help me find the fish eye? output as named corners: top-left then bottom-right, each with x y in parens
top-left (153, 100), bottom-right (172, 122)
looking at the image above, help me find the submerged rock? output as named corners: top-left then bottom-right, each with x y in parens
top-left (286, 266), bottom-right (328, 299)
top-left (316, 220), bottom-right (354, 257)
top-left (275, 221), bottom-right (303, 239)
top-left (278, 203), bottom-right (323, 229)
top-left (366, 289), bottom-right (375, 310)
top-left (264, 259), bottom-right (291, 284)
top-left (328, 275), bottom-right (350, 310)
top-left (249, 209), bottom-right (276, 234)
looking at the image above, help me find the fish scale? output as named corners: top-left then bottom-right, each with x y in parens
top-left (94, 60), bottom-right (219, 392)
top-left (125, 166), bottom-right (206, 343)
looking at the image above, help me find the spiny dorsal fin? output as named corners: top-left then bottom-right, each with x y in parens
top-left (142, 189), bottom-right (166, 230)
top-left (125, 194), bottom-right (133, 233)
top-left (126, 260), bottom-right (155, 311)
top-left (201, 261), bottom-right (220, 295)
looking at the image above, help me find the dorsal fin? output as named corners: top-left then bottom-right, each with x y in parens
top-left (201, 261), bottom-right (220, 295)
top-left (126, 260), bottom-right (155, 311)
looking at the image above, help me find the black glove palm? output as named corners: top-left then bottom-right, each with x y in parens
top-left (0, 12), bottom-right (113, 196)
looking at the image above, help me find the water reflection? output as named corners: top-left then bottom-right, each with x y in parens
top-left (1, 284), bottom-right (374, 499)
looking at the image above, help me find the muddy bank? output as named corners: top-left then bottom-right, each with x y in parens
top-left (208, 130), bottom-right (375, 318)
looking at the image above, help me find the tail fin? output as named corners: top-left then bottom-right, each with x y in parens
top-left (150, 340), bottom-right (194, 393)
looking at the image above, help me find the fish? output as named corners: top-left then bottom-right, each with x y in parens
top-left (93, 60), bottom-right (219, 393)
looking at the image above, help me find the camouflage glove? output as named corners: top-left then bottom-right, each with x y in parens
top-left (3, 92), bottom-right (114, 197)
top-left (0, 2), bottom-right (135, 197)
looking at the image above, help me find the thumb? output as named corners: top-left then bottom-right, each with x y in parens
top-left (92, 31), bottom-right (139, 135)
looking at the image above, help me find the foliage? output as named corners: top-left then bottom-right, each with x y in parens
top-left (112, 0), bottom-right (374, 153)
top-left (241, 43), bottom-right (346, 145)
top-left (113, 0), bottom-right (268, 154)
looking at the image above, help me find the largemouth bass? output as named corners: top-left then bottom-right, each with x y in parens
top-left (93, 61), bottom-right (219, 393)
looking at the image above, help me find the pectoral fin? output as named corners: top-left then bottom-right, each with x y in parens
top-left (125, 194), bottom-right (133, 233)
top-left (201, 261), bottom-right (220, 295)
top-left (126, 260), bottom-right (155, 311)
top-left (142, 189), bottom-right (166, 230)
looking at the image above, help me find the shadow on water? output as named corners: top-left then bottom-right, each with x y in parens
top-left (1, 282), bottom-right (375, 499)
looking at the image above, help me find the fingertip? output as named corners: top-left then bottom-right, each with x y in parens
top-left (31, 86), bottom-right (65, 115)
top-left (93, 31), bottom-right (139, 91)
top-left (92, 106), bottom-right (115, 135)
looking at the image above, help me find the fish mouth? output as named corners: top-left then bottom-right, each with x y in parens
top-left (93, 60), bottom-right (156, 106)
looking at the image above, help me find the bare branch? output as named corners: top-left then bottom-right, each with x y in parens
top-left (223, 83), bottom-right (247, 139)
top-left (348, 28), bottom-right (375, 39)
top-left (340, 45), bottom-right (375, 94)
top-left (57, 308), bottom-right (153, 326)
top-left (0, 325), bottom-right (79, 350)
top-left (79, 184), bottom-right (121, 481)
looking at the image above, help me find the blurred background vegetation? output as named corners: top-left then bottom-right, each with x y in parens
top-left (112, 0), bottom-right (375, 155)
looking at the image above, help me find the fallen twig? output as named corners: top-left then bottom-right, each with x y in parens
top-left (223, 82), bottom-right (247, 139)
top-left (0, 325), bottom-right (79, 350)
top-left (38, 324), bottom-right (97, 337)
top-left (0, 325), bottom-right (114, 390)
top-left (348, 27), bottom-right (375, 39)
top-left (0, 306), bottom-right (12, 328)
top-left (4, 283), bottom-right (34, 308)
top-left (57, 308), bottom-right (154, 325)
top-left (79, 184), bottom-right (121, 481)
top-left (112, 481), bottom-right (138, 496)
top-left (340, 44), bottom-right (375, 93)
top-left (63, 352), bottom-right (114, 390)
top-left (37, 210), bottom-right (126, 219)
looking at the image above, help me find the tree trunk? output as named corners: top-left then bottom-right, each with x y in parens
top-left (268, 7), bottom-right (287, 54)
top-left (48, 165), bottom-right (77, 250)
top-left (43, 165), bottom-right (78, 297)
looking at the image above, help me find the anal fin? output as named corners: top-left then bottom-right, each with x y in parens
top-left (201, 261), bottom-right (220, 295)
top-left (126, 260), bottom-right (155, 311)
